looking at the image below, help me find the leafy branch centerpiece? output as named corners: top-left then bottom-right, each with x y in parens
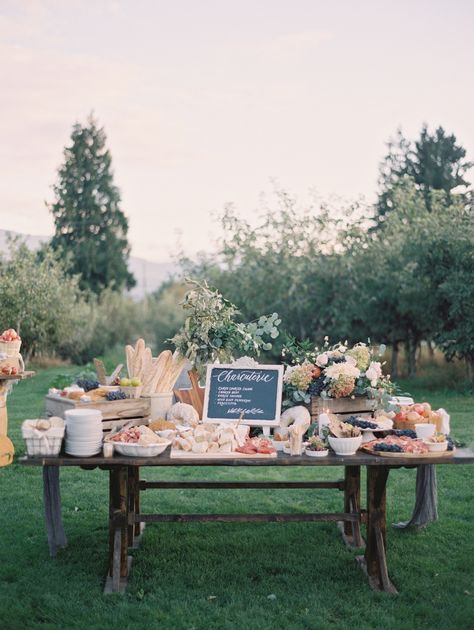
top-left (171, 279), bottom-right (280, 375)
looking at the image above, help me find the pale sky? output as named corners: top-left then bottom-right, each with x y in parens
top-left (1, 0), bottom-right (473, 261)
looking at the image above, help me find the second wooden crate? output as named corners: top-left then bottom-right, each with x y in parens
top-left (310, 396), bottom-right (376, 422)
top-left (45, 395), bottom-right (151, 434)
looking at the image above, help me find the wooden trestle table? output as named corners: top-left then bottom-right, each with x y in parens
top-left (21, 448), bottom-right (474, 595)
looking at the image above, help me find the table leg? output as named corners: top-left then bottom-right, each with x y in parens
top-left (340, 466), bottom-right (364, 548)
top-left (357, 466), bottom-right (397, 594)
top-left (105, 466), bottom-right (130, 594)
top-left (127, 466), bottom-right (144, 548)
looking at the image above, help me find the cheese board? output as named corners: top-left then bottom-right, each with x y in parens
top-left (170, 449), bottom-right (277, 459)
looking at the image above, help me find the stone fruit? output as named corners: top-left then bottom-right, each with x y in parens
top-left (406, 411), bottom-right (422, 422)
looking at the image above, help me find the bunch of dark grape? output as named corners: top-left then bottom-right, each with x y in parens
top-left (76, 379), bottom-right (100, 392)
top-left (393, 429), bottom-right (417, 439)
top-left (309, 377), bottom-right (326, 396)
top-left (345, 416), bottom-right (378, 430)
top-left (374, 443), bottom-right (403, 453)
top-left (106, 391), bottom-right (128, 401)
top-left (332, 356), bottom-right (347, 364)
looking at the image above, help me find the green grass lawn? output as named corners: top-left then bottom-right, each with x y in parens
top-left (1, 366), bottom-right (473, 629)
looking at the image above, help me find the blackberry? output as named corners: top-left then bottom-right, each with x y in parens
top-left (374, 443), bottom-right (403, 453)
top-left (106, 391), bottom-right (127, 401)
top-left (309, 377), bottom-right (326, 396)
top-left (76, 378), bottom-right (100, 392)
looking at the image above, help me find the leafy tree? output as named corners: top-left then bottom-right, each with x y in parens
top-left (0, 238), bottom-right (92, 359)
top-left (415, 194), bottom-right (474, 384)
top-left (181, 189), bottom-right (371, 356)
top-left (49, 114), bottom-right (135, 294)
top-left (377, 125), bottom-right (472, 217)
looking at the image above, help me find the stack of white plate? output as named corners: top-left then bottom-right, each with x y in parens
top-left (65, 408), bottom-right (103, 457)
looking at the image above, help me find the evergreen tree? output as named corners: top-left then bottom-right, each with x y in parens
top-left (377, 125), bottom-right (472, 217)
top-left (49, 114), bottom-right (135, 293)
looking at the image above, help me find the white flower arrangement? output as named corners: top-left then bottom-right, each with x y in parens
top-left (282, 337), bottom-right (394, 407)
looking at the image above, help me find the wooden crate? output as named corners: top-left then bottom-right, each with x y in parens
top-left (45, 395), bottom-right (151, 433)
top-left (310, 396), bottom-right (376, 422)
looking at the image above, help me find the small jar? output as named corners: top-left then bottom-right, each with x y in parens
top-left (103, 442), bottom-right (114, 458)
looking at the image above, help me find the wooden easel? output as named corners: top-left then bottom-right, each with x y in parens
top-left (173, 368), bottom-right (205, 419)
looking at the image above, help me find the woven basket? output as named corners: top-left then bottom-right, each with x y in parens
top-left (22, 420), bottom-right (64, 457)
top-left (0, 339), bottom-right (21, 355)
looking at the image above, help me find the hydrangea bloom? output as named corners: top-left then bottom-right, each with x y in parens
top-left (346, 344), bottom-right (370, 371)
top-left (283, 362), bottom-right (314, 391)
top-left (324, 361), bottom-right (361, 381)
top-left (329, 375), bottom-right (356, 398)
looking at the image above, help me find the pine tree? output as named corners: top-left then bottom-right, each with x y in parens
top-left (376, 125), bottom-right (472, 218)
top-left (49, 114), bottom-right (135, 293)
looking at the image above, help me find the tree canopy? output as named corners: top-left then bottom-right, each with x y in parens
top-left (377, 125), bottom-right (473, 217)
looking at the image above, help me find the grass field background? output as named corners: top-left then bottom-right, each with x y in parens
top-left (1, 364), bottom-right (473, 629)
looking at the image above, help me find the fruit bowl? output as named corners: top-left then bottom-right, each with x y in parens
top-left (328, 435), bottom-right (362, 456)
top-left (113, 439), bottom-right (171, 457)
top-left (305, 448), bottom-right (329, 457)
top-left (424, 440), bottom-right (448, 452)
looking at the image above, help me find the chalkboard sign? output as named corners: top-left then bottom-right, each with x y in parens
top-left (202, 364), bottom-right (284, 426)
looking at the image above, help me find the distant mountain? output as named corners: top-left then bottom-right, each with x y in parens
top-left (0, 229), bottom-right (177, 299)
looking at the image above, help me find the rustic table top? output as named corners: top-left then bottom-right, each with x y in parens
top-left (19, 448), bottom-right (474, 468)
top-left (0, 371), bottom-right (35, 381)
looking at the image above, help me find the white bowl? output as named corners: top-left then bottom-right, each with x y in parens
top-left (113, 440), bottom-right (171, 457)
top-left (328, 435), bottom-right (362, 456)
top-left (282, 442), bottom-right (306, 455)
top-left (424, 440), bottom-right (448, 452)
top-left (305, 448), bottom-right (329, 457)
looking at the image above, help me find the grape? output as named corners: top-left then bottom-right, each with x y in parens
top-left (393, 429), bottom-right (417, 439)
top-left (345, 416), bottom-right (378, 430)
top-left (76, 379), bottom-right (100, 392)
top-left (106, 391), bottom-right (128, 401)
top-left (374, 443), bottom-right (403, 453)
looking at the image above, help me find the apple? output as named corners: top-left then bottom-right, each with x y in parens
top-left (412, 403), bottom-right (426, 416)
top-left (394, 412), bottom-right (407, 423)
